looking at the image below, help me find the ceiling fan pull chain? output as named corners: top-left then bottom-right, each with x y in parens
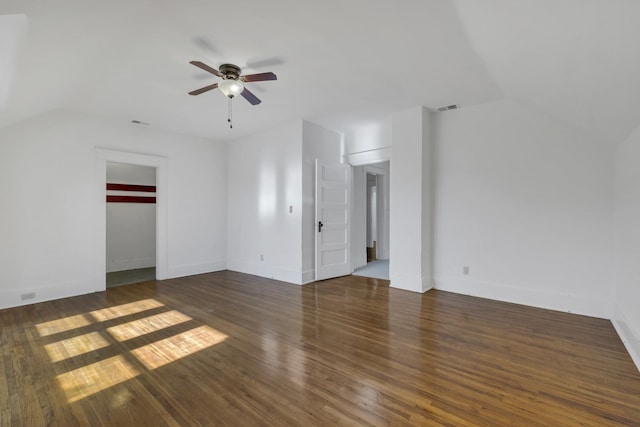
top-left (228, 97), bottom-right (233, 129)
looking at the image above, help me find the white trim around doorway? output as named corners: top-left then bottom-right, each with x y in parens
top-left (95, 149), bottom-right (168, 290)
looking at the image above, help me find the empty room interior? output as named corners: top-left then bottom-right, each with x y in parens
top-left (1, 1), bottom-right (640, 425)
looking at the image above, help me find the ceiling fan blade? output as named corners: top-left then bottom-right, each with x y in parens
top-left (188, 83), bottom-right (218, 96)
top-left (241, 72), bottom-right (277, 82)
top-left (240, 87), bottom-right (262, 105)
top-left (189, 60), bottom-right (221, 77)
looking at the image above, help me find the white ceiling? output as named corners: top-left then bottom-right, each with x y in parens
top-left (1, 0), bottom-right (640, 146)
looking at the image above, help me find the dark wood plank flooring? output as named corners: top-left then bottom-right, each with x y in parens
top-left (1, 271), bottom-right (639, 426)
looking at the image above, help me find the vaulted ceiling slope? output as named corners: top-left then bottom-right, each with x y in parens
top-left (1, 0), bottom-right (640, 146)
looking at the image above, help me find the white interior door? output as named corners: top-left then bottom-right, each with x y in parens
top-left (315, 159), bottom-right (350, 281)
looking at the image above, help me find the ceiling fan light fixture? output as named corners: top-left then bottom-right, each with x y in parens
top-left (218, 79), bottom-right (244, 98)
top-left (188, 60), bottom-right (277, 128)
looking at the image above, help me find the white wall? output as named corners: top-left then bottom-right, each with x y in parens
top-left (302, 121), bottom-right (343, 283)
top-left (105, 163), bottom-right (156, 273)
top-left (0, 109), bottom-right (227, 309)
top-left (389, 106), bottom-right (434, 293)
top-left (613, 123), bottom-right (640, 369)
top-left (227, 120), bottom-right (342, 285)
top-left (346, 120), bottom-right (391, 154)
top-left (433, 99), bottom-right (614, 318)
top-left (345, 120), bottom-right (392, 165)
top-left (0, 14), bottom-right (26, 111)
top-left (227, 122), bottom-right (304, 283)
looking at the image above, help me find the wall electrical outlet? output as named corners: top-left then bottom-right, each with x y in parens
top-left (463, 266), bottom-right (470, 275)
top-left (260, 254), bottom-right (264, 261)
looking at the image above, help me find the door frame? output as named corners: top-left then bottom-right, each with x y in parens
top-left (95, 149), bottom-right (168, 290)
top-left (346, 146), bottom-right (391, 264)
top-left (363, 164), bottom-right (390, 261)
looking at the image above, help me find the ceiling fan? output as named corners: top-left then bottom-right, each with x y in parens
top-left (188, 61), bottom-right (277, 105)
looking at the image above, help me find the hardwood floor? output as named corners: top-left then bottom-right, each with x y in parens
top-left (1, 271), bottom-right (639, 426)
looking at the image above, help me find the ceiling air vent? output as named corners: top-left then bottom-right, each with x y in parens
top-left (130, 120), bottom-right (150, 125)
top-left (437, 104), bottom-right (460, 112)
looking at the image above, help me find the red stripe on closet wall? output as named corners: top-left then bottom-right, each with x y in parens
top-left (106, 183), bottom-right (156, 193)
top-left (106, 183), bottom-right (157, 204)
top-left (106, 195), bottom-right (157, 204)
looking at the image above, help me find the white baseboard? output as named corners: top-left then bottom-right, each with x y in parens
top-left (302, 269), bottom-right (315, 284)
top-left (390, 272), bottom-right (430, 293)
top-left (434, 277), bottom-right (612, 319)
top-left (227, 259), bottom-right (303, 285)
top-left (612, 304), bottom-right (640, 373)
top-left (0, 275), bottom-right (103, 310)
top-left (167, 259), bottom-right (226, 279)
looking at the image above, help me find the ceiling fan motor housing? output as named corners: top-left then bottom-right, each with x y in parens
top-left (219, 63), bottom-right (241, 80)
top-left (188, 60), bottom-right (275, 106)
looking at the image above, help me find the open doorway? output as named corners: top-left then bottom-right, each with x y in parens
top-left (105, 162), bottom-right (157, 287)
top-left (366, 172), bottom-right (378, 261)
top-left (352, 161), bottom-right (390, 280)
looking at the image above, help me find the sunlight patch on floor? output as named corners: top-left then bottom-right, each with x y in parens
top-left (36, 313), bottom-right (93, 337)
top-left (106, 310), bottom-right (193, 342)
top-left (44, 331), bottom-right (111, 363)
top-left (57, 355), bottom-right (139, 403)
top-left (38, 298), bottom-right (229, 404)
top-left (132, 325), bottom-right (228, 369)
top-left (36, 299), bottom-right (166, 338)
top-left (90, 298), bottom-right (165, 322)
